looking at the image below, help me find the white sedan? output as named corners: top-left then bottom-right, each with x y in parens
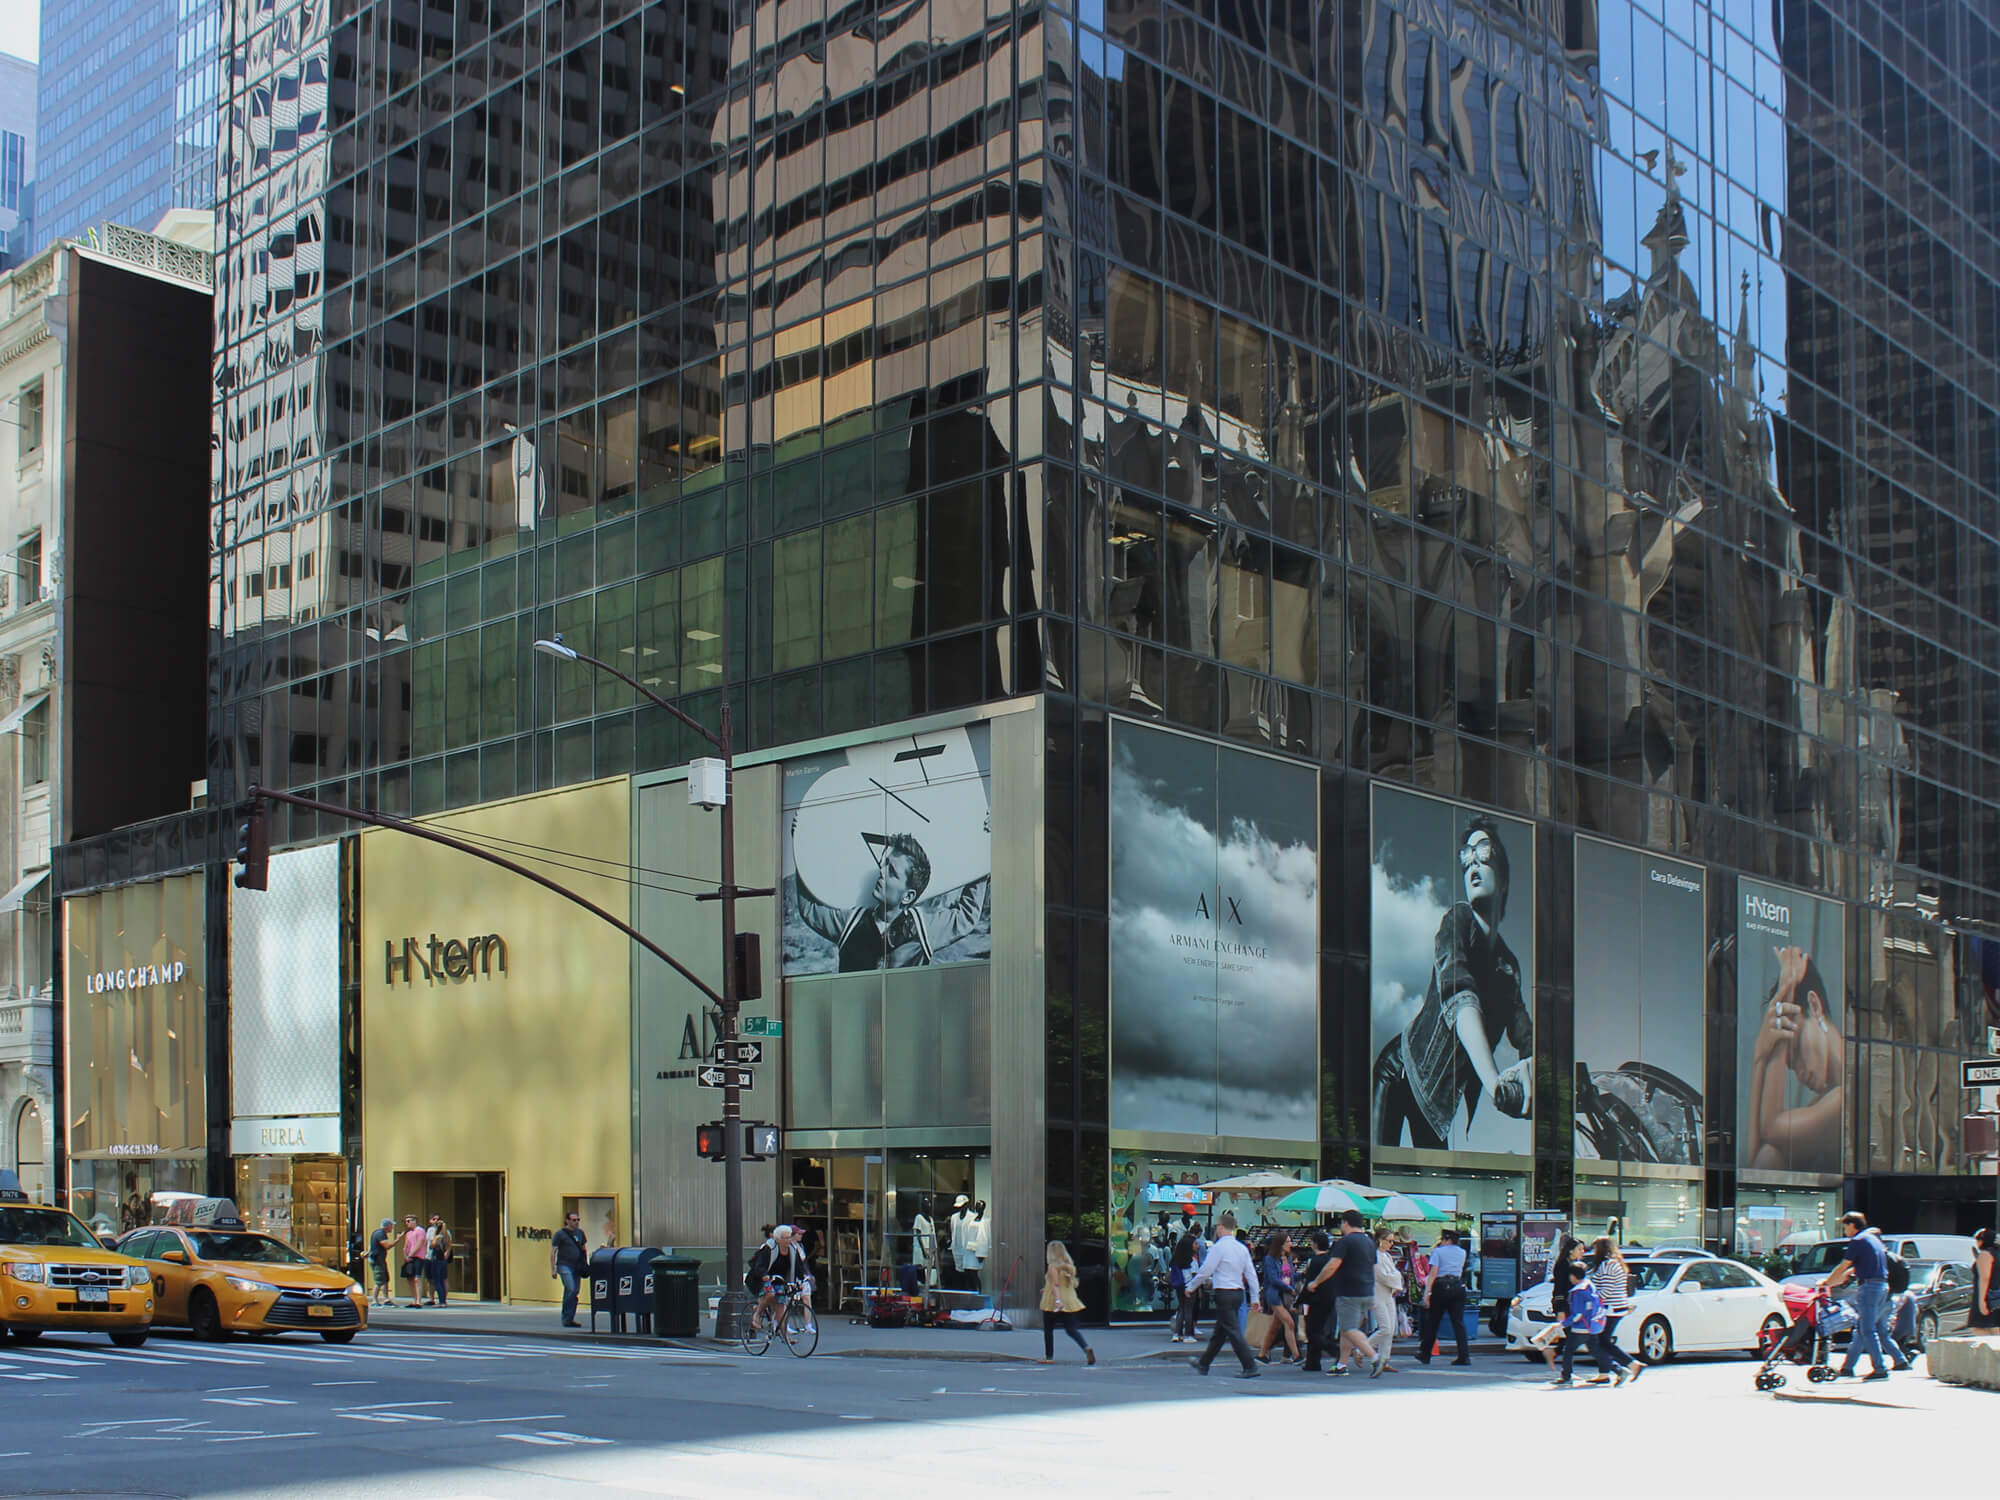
top-left (1506, 1257), bottom-right (1788, 1364)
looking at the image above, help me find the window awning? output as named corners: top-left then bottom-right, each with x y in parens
top-left (0, 869), bottom-right (48, 914)
top-left (0, 693), bottom-right (46, 736)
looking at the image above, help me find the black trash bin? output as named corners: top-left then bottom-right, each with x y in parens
top-left (653, 1256), bottom-right (701, 1339)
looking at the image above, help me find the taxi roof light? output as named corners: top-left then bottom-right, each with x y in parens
top-left (160, 1195), bottom-right (246, 1230)
top-left (0, 1169), bottom-right (27, 1204)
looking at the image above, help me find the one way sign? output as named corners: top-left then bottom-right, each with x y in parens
top-left (712, 1041), bottom-right (764, 1065)
top-left (1963, 1059), bottom-right (2000, 1089)
top-left (697, 1065), bottom-right (754, 1090)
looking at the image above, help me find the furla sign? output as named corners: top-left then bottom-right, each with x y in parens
top-left (385, 933), bottom-right (508, 986)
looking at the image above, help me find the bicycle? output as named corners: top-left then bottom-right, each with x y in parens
top-left (741, 1279), bottom-right (819, 1357)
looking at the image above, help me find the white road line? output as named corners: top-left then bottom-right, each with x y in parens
top-left (454, 1413), bottom-right (567, 1425)
top-left (207, 1431), bottom-right (318, 1443)
top-left (338, 1399), bottom-right (453, 1410)
top-left (312, 1379), bottom-right (376, 1386)
top-left (205, 1384), bottom-right (270, 1392)
top-left (0, 1371), bottom-right (75, 1381)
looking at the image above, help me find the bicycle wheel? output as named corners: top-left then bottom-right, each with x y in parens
top-left (741, 1308), bottom-right (773, 1356)
top-left (782, 1298), bottom-right (819, 1357)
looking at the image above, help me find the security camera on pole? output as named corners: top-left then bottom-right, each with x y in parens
top-left (534, 633), bottom-right (767, 1341)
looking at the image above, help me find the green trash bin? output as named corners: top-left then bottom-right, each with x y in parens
top-left (653, 1256), bottom-right (702, 1338)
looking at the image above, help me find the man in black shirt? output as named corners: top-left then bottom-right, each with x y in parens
top-left (550, 1210), bottom-right (588, 1328)
top-left (1297, 1230), bottom-right (1337, 1372)
top-left (1307, 1210), bottom-right (1385, 1377)
top-left (366, 1218), bottom-right (393, 1308)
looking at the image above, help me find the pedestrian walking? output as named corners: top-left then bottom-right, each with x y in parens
top-left (1297, 1230), bottom-right (1336, 1372)
top-left (1970, 1228), bottom-right (2000, 1331)
top-left (1820, 1210), bottom-right (1892, 1380)
top-left (1306, 1209), bottom-right (1385, 1377)
top-left (399, 1214), bottom-right (431, 1307)
top-left (366, 1217), bottom-right (394, 1307)
top-left (1549, 1261), bottom-right (1628, 1387)
top-left (1168, 1228), bottom-right (1203, 1342)
top-left (426, 1215), bottom-right (454, 1307)
top-left (1184, 1212), bottom-right (1262, 1379)
top-left (1038, 1241), bottom-right (1095, 1365)
top-left (1415, 1227), bottom-right (1471, 1366)
top-left (1366, 1226), bottom-right (1402, 1372)
top-left (1255, 1229), bottom-right (1302, 1363)
top-left (550, 1208), bottom-right (589, 1328)
top-left (1582, 1237), bottom-right (1640, 1383)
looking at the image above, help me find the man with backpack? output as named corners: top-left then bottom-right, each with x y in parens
top-left (1820, 1211), bottom-right (1897, 1379)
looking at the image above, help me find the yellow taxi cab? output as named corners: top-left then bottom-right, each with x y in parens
top-left (119, 1197), bottom-right (366, 1344)
top-left (0, 1169), bottom-right (154, 1346)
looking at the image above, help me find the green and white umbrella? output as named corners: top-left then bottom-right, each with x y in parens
top-left (1365, 1193), bottom-right (1452, 1223)
top-left (1272, 1183), bottom-right (1386, 1217)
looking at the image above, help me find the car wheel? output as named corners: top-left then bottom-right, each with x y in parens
top-left (319, 1330), bottom-right (357, 1345)
top-left (1918, 1312), bottom-right (1939, 1351)
top-left (108, 1330), bottom-right (148, 1349)
top-left (1488, 1307), bottom-right (1509, 1338)
top-left (6, 1327), bottom-right (42, 1344)
top-left (1522, 1350), bottom-right (1545, 1363)
top-left (1755, 1314), bottom-right (1787, 1356)
top-left (189, 1289), bottom-right (226, 1342)
top-left (1637, 1315), bottom-right (1674, 1365)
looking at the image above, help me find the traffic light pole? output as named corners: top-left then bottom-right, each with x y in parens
top-left (240, 786), bottom-right (725, 1014)
top-left (533, 636), bottom-right (758, 1341)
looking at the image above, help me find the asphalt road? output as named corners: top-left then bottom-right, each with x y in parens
top-left (0, 1328), bottom-right (1989, 1497)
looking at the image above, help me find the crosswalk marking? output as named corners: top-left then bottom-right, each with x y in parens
top-left (0, 1332), bottom-right (720, 1386)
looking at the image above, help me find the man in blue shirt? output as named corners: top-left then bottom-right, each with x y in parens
top-left (1820, 1210), bottom-right (1891, 1380)
top-left (1416, 1228), bottom-right (1472, 1366)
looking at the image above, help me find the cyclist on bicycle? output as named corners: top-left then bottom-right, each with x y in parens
top-left (747, 1224), bottom-right (811, 1333)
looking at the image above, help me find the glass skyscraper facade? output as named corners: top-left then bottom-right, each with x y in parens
top-left (34, 0), bottom-right (220, 248)
top-left (142, 0), bottom-right (2000, 1296)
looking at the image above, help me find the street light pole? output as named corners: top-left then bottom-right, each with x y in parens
top-left (535, 635), bottom-right (756, 1339)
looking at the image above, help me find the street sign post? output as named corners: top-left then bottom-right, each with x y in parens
top-left (1963, 1059), bottom-right (2000, 1089)
top-left (697, 1065), bottom-right (754, 1090)
top-left (712, 1041), bottom-right (764, 1065)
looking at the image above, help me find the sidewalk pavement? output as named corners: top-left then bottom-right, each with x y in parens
top-left (371, 1298), bottom-right (1508, 1365)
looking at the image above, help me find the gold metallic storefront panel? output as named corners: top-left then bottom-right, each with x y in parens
top-left (360, 780), bottom-right (631, 1304)
top-left (64, 874), bottom-right (207, 1158)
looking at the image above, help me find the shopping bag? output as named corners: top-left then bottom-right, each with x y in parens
top-left (1246, 1309), bottom-right (1274, 1348)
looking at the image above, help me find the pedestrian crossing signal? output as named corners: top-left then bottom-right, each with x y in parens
top-left (695, 1123), bottom-right (726, 1161)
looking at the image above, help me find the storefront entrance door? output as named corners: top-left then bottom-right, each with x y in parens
top-left (393, 1172), bottom-right (504, 1300)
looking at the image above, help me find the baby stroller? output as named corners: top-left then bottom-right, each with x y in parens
top-left (1753, 1285), bottom-right (1854, 1391)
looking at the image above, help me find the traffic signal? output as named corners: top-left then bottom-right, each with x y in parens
top-left (733, 932), bottom-right (763, 1002)
top-left (234, 804), bottom-right (269, 891)
top-left (696, 1121), bottom-right (776, 1161)
top-left (695, 1122), bottom-right (727, 1161)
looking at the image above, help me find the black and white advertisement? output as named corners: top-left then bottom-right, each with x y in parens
top-left (1109, 722), bottom-right (1319, 1143)
top-left (1370, 785), bottom-right (1536, 1155)
top-left (1736, 877), bottom-right (1845, 1177)
top-left (1572, 837), bottom-right (1705, 1166)
top-left (780, 725), bottom-right (993, 976)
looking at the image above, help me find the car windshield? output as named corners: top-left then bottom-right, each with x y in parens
top-left (0, 1206), bottom-right (104, 1249)
top-left (1626, 1261), bottom-right (1676, 1293)
top-left (190, 1233), bottom-right (311, 1265)
top-left (1791, 1242), bottom-right (1848, 1276)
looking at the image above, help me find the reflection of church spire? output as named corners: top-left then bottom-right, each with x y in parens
top-left (1271, 348), bottom-right (1307, 480)
top-left (1642, 148), bottom-right (1690, 276)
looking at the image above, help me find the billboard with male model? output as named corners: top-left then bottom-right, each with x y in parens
top-left (779, 725), bottom-right (992, 975)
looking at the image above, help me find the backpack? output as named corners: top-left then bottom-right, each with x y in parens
top-left (1885, 1251), bottom-right (1909, 1295)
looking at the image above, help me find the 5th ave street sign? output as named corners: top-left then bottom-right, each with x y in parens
top-left (697, 1065), bottom-right (754, 1090)
top-left (740, 1016), bottom-right (783, 1037)
top-left (1962, 1059), bottom-right (2000, 1089)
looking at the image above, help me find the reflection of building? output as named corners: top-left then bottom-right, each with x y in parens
top-left (47, 0), bottom-right (2000, 1321)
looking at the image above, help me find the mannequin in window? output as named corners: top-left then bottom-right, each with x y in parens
top-left (912, 1202), bottom-right (938, 1292)
top-left (950, 1194), bottom-right (982, 1291)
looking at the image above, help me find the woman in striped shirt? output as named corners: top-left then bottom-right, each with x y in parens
top-left (1585, 1236), bottom-right (1642, 1383)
